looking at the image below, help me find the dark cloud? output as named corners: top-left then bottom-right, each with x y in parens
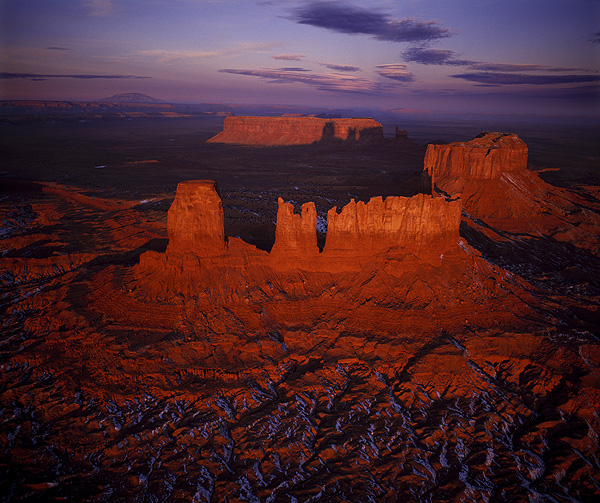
top-left (272, 54), bottom-right (304, 61)
top-left (591, 31), bottom-right (600, 43)
top-left (291, 1), bottom-right (450, 43)
top-left (450, 72), bottom-right (600, 85)
top-left (219, 68), bottom-right (385, 94)
top-left (45, 46), bottom-right (71, 51)
top-left (469, 62), bottom-right (584, 72)
top-left (0, 72), bottom-right (150, 80)
top-left (375, 64), bottom-right (414, 82)
top-left (403, 48), bottom-right (585, 73)
top-left (402, 47), bottom-right (473, 66)
top-left (320, 63), bottom-right (361, 72)
top-left (278, 67), bottom-right (311, 72)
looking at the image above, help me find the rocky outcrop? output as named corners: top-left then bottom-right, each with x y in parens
top-left (323, 194), bottom-right (461, 260)
top-left (207, 116), bottom-right (383, 145)
top-left (424, 132), bottom-right (600, 250)
top-left (270, 198), bottom-right (319, 258)
top-left (165, 180), bottom-right (226, 257)
top-left (424, 132), bottom-right (528, 180)
top-left (135, 179), bottom-right (463, 293)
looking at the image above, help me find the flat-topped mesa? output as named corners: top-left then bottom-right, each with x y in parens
top-left (207, 116), bottom-right (383, 146)
top-left (270, 198), bottom-right (319, 259)
top-left (424, 132), bottom-right (528, 180)
top-left (323, 194), bottom-right (462, 260)
top-left (166, 180), bottom-right (226, 257)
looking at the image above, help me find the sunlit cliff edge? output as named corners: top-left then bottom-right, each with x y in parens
top-left (206, 116), bottom-right (384, 145)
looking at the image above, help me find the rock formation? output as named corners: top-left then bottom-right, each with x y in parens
top-left (165, 180), bottom-right (226, 257)
top-left (424, 132), bottom-right (528, 179)
top-left (207, 116), bottom-right (384, 145)
top-left (270, 198), bottom-right (319, 258)
top-left (424, 132), bottom-right (600, 249)
top-left (137, 179), bottom-right (462, 288)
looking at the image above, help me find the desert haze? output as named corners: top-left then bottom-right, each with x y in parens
top-left (1, 107), bottom-right (600, 502)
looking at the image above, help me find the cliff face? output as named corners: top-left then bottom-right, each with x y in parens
top-left (207, 116), bottom-right (383, 145)
top-left (166, 180), bottom-right (226, 257)
top-left (425, 132), bottom-right (600, 249)
top-left (270, 198), bottom-right (319, 258)
top-left (136, 179), bottom-right (462, 289)
top-left (323, 194), bottom-right (461, 259)
top-left (424, 132), bottom-right (528, 180)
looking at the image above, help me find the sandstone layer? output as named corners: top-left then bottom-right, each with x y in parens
top-left (137, 179), bottom-right (462, 294)
top-left (425, 132), bottom-right (600, 250)
top-left (207, 116), bottom-right (384, 145)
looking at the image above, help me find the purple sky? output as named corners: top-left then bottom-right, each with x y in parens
top-left (1, 0), bottom-right (599, 115)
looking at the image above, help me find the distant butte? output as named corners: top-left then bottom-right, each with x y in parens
top-left (425, 132), bottom-right (600, 248)
top-left (206, 116), bottom-right (384, 145)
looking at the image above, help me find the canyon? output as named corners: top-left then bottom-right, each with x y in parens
top-left (1, 119), bottom-right (599, 502)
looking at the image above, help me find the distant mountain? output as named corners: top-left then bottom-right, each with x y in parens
top-left (97, 93), bottom-right (164, 103)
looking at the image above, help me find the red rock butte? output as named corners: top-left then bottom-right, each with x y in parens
top-left (424, 132), bottom-right (600, 247)
top-left (424, 132), bottom-right (528, 180)
top-left (136, 180), bottom-right (462, 296)
top-left (206, 116), bottom-right (384, 145)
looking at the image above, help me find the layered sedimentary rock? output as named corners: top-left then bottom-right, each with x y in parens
top-left (165, 180), bottom-right (226, 257)
top-left (324, 194), bottom-right (461, 260)
top-left (207, 116), bottom-right (383, 145)
top-left (270, 198), bottom-right (319, 258)
top-left (424, 132), bottom-right (600, 250)
top-left (424, 132), bottom-right (528, 180)
top-left (138, 179), bottom-right (461, 287)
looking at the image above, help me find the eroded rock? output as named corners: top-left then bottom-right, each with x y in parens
top-left (207, 116), bottom-right (384, 145)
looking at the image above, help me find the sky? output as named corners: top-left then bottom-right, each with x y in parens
top-left (1, 0), bottom-right (599, 116)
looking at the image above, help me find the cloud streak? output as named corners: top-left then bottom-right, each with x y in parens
top-left (219, 67), bottom-right (386, 94)
top-left (403, 47), bottom-right (586, 72)
top-left (141, 43), bottom-right (278, 62)
top-left (0, 72), bottom-right (150, 80)
top-left (319, 63), bottom-right (361, 72)
top-left (375, 64), bottom-right (414, 82)
top-left (450, 72), bottom-right (600, 86)
top-left (272, 54), bottom-right (304, 61)
top-left (291, 1), bottom-right (450, 43)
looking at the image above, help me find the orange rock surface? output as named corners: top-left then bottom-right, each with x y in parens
top-left (424, 132), bottom-right (600, 249)
top-left (424, 132), bottom-right (528, 179)
top-left (207, 116), bottom-right (384, 145)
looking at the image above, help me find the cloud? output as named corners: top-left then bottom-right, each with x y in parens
top-left (591, 31), bottom-right (600, 44)
top-left (403, 47), bottom-right (587, 73)
top-left (0, 72), bottom-right (150, 80)
top-left (45, 47), bottom-right (71, 51)
top-left (278, 67), bottom-right (311, 71)
top-left (450, 72), bottom-right (600, 86)
top-left (375, 64), bottom-right (414, 82)
top-left (86, 0), bottom-right (114, 16)
top-left (141, 43), bottom-right (277, 62)
top-left (272, 54), bottom-right (304, 61)
top-left (219, 67), bottom-right (386, 94)
top-left (291, 1), bottom-right (450, 43)
top-left (402, 47), bottom-right (473, 66)
top-left (469, 63), bottom-right (585, 72)
top-left (320, 63), bottom-right (361, 72)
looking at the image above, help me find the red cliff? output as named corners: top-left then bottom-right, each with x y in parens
top-left (166, 180), bottom-right (226, 257)
top-left (270, 198), bottom-right (319, 259)
top-left (207, 116), bottom-right (384, 145)
top-left (424, 132), bottom-right (528, 180)
top-left (323, 194), bottom-right (461, 261)
top-left (424, 132), bottom-right (600, 249)
top-left (136, 179), bottom-right (463, 292)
